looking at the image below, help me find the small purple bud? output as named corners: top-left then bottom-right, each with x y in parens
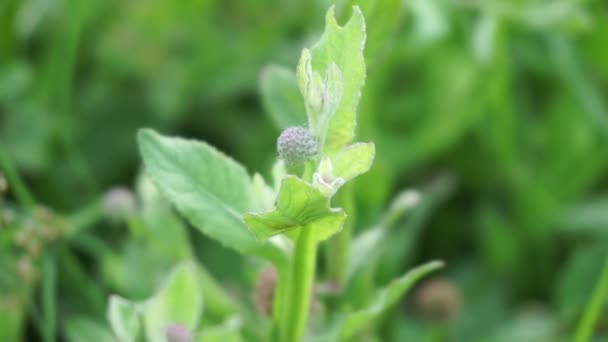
top-left (277, 126), bottom-right (319, 165)
top-left (165, 324), bottom-right (193, 342)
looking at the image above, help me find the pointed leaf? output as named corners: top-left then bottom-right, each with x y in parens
top-left (138, 129), bottom-right (277, 257)
top-left (244, 176), bottom-right (346, 241)
top-left (336, 261), bottom-right (444, 340)
top-left (107, 295), bottom-right (139, 342)
top-left (299, 6), bottom-right (366, 153)
top-left (142, 263), bottom-right (203, 342)
top-left (333, 142), bottom-right (375, 182)
top-left (297, 51), bottom-right (344, 144)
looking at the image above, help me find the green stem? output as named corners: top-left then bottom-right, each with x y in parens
top-left (575, 257), bottom-right (608, 342)
top-left (0, 145), bottom-right (36, 210)
top-left (41, 253), bottom-right (57, 342)
top-left (274, 260), bottom-right (290, 341)
top-left (326, 183), bottom-right (354, 287)
top-left (284, 227), bottom-right (317, 342)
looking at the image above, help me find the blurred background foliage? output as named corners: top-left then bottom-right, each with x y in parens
top-left (1, 0), bottom-right (608, 340)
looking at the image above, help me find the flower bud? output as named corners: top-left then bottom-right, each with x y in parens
top-left (165, 324), bottom-right (193, 342)
top-left (254, 266), bottom-right (277, 316)
top-left (277, 127), bottom-right (319, 165)
top-left (102, 187), bottom-right (137, 221)
top-left (414, 277), bottom-right (461, 322)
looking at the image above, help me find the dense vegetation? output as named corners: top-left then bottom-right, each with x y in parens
top-left (1, 0), bottom-right (608, 341)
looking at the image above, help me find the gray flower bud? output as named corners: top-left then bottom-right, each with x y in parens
top-left (102, 187), bottom-right (137, 221)
top-left (277, 127), bottom-right (319, 165)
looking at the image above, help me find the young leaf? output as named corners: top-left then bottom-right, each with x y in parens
top-left (142, 263), bottom-right (203, 342)
top-left (137, 129), bottom-right (261, 255)
top-left (107, 295), bottom-right (139, 342)
top-left (260, 64), bottom-right (307, 130)
top-left (195, 316), bottom-right (243, 342)
top-left (334, 261), bottom-right (444, 340)
top-left (251, 173), bottom-right (275, 213)
top-left (333, 142), bottom-right (375, 182)
top-left (244, 176), bottom-right (346, 241)
top-left (297, 52), bottom-right (344, 146)
top-left (298, 6), bottom-right (366, 153)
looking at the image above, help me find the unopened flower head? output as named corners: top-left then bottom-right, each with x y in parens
top-left (277, 126), bottom-right (319, 165)
top-left (102, 187), bottom-right (137, 221)
top-left (165, 323), bottom-right (193, 342)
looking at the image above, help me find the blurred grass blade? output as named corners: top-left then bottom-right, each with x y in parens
top-left (575, 258), bottom-right (608, 342)
top-left (335, 260), bottom-right (444, 340)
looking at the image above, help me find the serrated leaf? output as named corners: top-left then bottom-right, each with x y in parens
top-left (138, 129), bottom-right (285, 259)
top-left (333, 142), bottom-right (375, 182)
top-left (260, 64), bottom-right (307, 130)
top-left (107, 295), bottom-right (139, 342)
top-left (244, 176), bottom-right (346, 241)
top-left (142, 263), bottom-right (203, 342)
top-left (335, 261), bottom-right (444, 340)
top-left (298, 6), bottom-right (366, 153)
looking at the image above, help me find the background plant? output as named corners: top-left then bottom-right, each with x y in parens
top-left (1, 0), bottom-right (608, 341)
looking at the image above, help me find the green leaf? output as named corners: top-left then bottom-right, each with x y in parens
top-left (333, 142), bottom-right (375, 182)
top-left (335, 261), bottom-right (444, 340)
top-left (65, 317), bottom-right (118, 342)
top-left (259, 64), bottom-right (307, 130)
top-left (297, 6), bottom-right (366, 153)
top-left (142, 263), bottom-right (203, 342)
top-left (107, 295), bottom-right (139, 342)
top-left (297, 51), bottom-right (344, 145)
top-left (197, 328), bottom-right (242, 342)
top-left (138, 129), bottom-right (266, 256)
top-left (244, 176), bottom-right (346, 241)
top-left (251, 173), bottom-right (275, 212)
top-left (195, 317), bottom-right (243, 342)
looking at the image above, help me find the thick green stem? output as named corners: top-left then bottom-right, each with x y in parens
top-left (274, 257), bottom-right (291, 341)
top-left (326, 183), bottom-right (355, 286)
top-left (575, 257), bottom-right (608, 342)
top-left (284, 227), bottom-right (317, 342)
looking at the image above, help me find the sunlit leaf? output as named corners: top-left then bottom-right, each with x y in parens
top-left (333, 142), bottom-right (375, 182)
top-left (107, 295), bottom-right (139, 342)
top-left (142, 263), bottom-right (203, 342)
top-left (297, 6), bottom-right (366, 153)
top-left (138, 129), bottom-right (286, 262)
top-left (244, 176), bottom-right (346, 241)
